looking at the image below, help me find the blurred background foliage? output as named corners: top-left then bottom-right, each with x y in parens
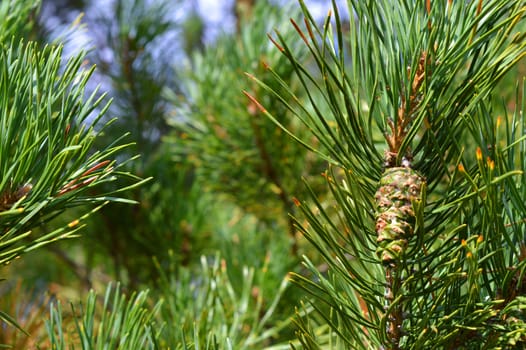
top-left (165, 0), bottom-right (328, 255)
top-left (0, 0), bottom-right (525, 348)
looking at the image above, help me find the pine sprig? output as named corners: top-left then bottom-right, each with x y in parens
top-left (0, 41), bottom-right (148, 265)
top-left (251, 0), bottom-right (526, 348)
top-left (45, 283), bottom-right (162, 349)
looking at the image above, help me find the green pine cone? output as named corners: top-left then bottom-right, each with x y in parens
top-left (375, 166), bottom-right (425, 265)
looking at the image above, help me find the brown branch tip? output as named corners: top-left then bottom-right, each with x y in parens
top-left (385, 51), bottom-right (429, 163)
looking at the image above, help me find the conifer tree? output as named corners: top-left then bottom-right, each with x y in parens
top-left (249, 0), bottom-right (526, 348)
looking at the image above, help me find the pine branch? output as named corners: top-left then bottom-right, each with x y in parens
top-left (0, 41), bottom-right (148, 267)
top-left (252, 0), bottom-right (526, 348)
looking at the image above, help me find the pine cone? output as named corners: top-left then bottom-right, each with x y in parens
top-left (375, 166), bottom-right (425, 265)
